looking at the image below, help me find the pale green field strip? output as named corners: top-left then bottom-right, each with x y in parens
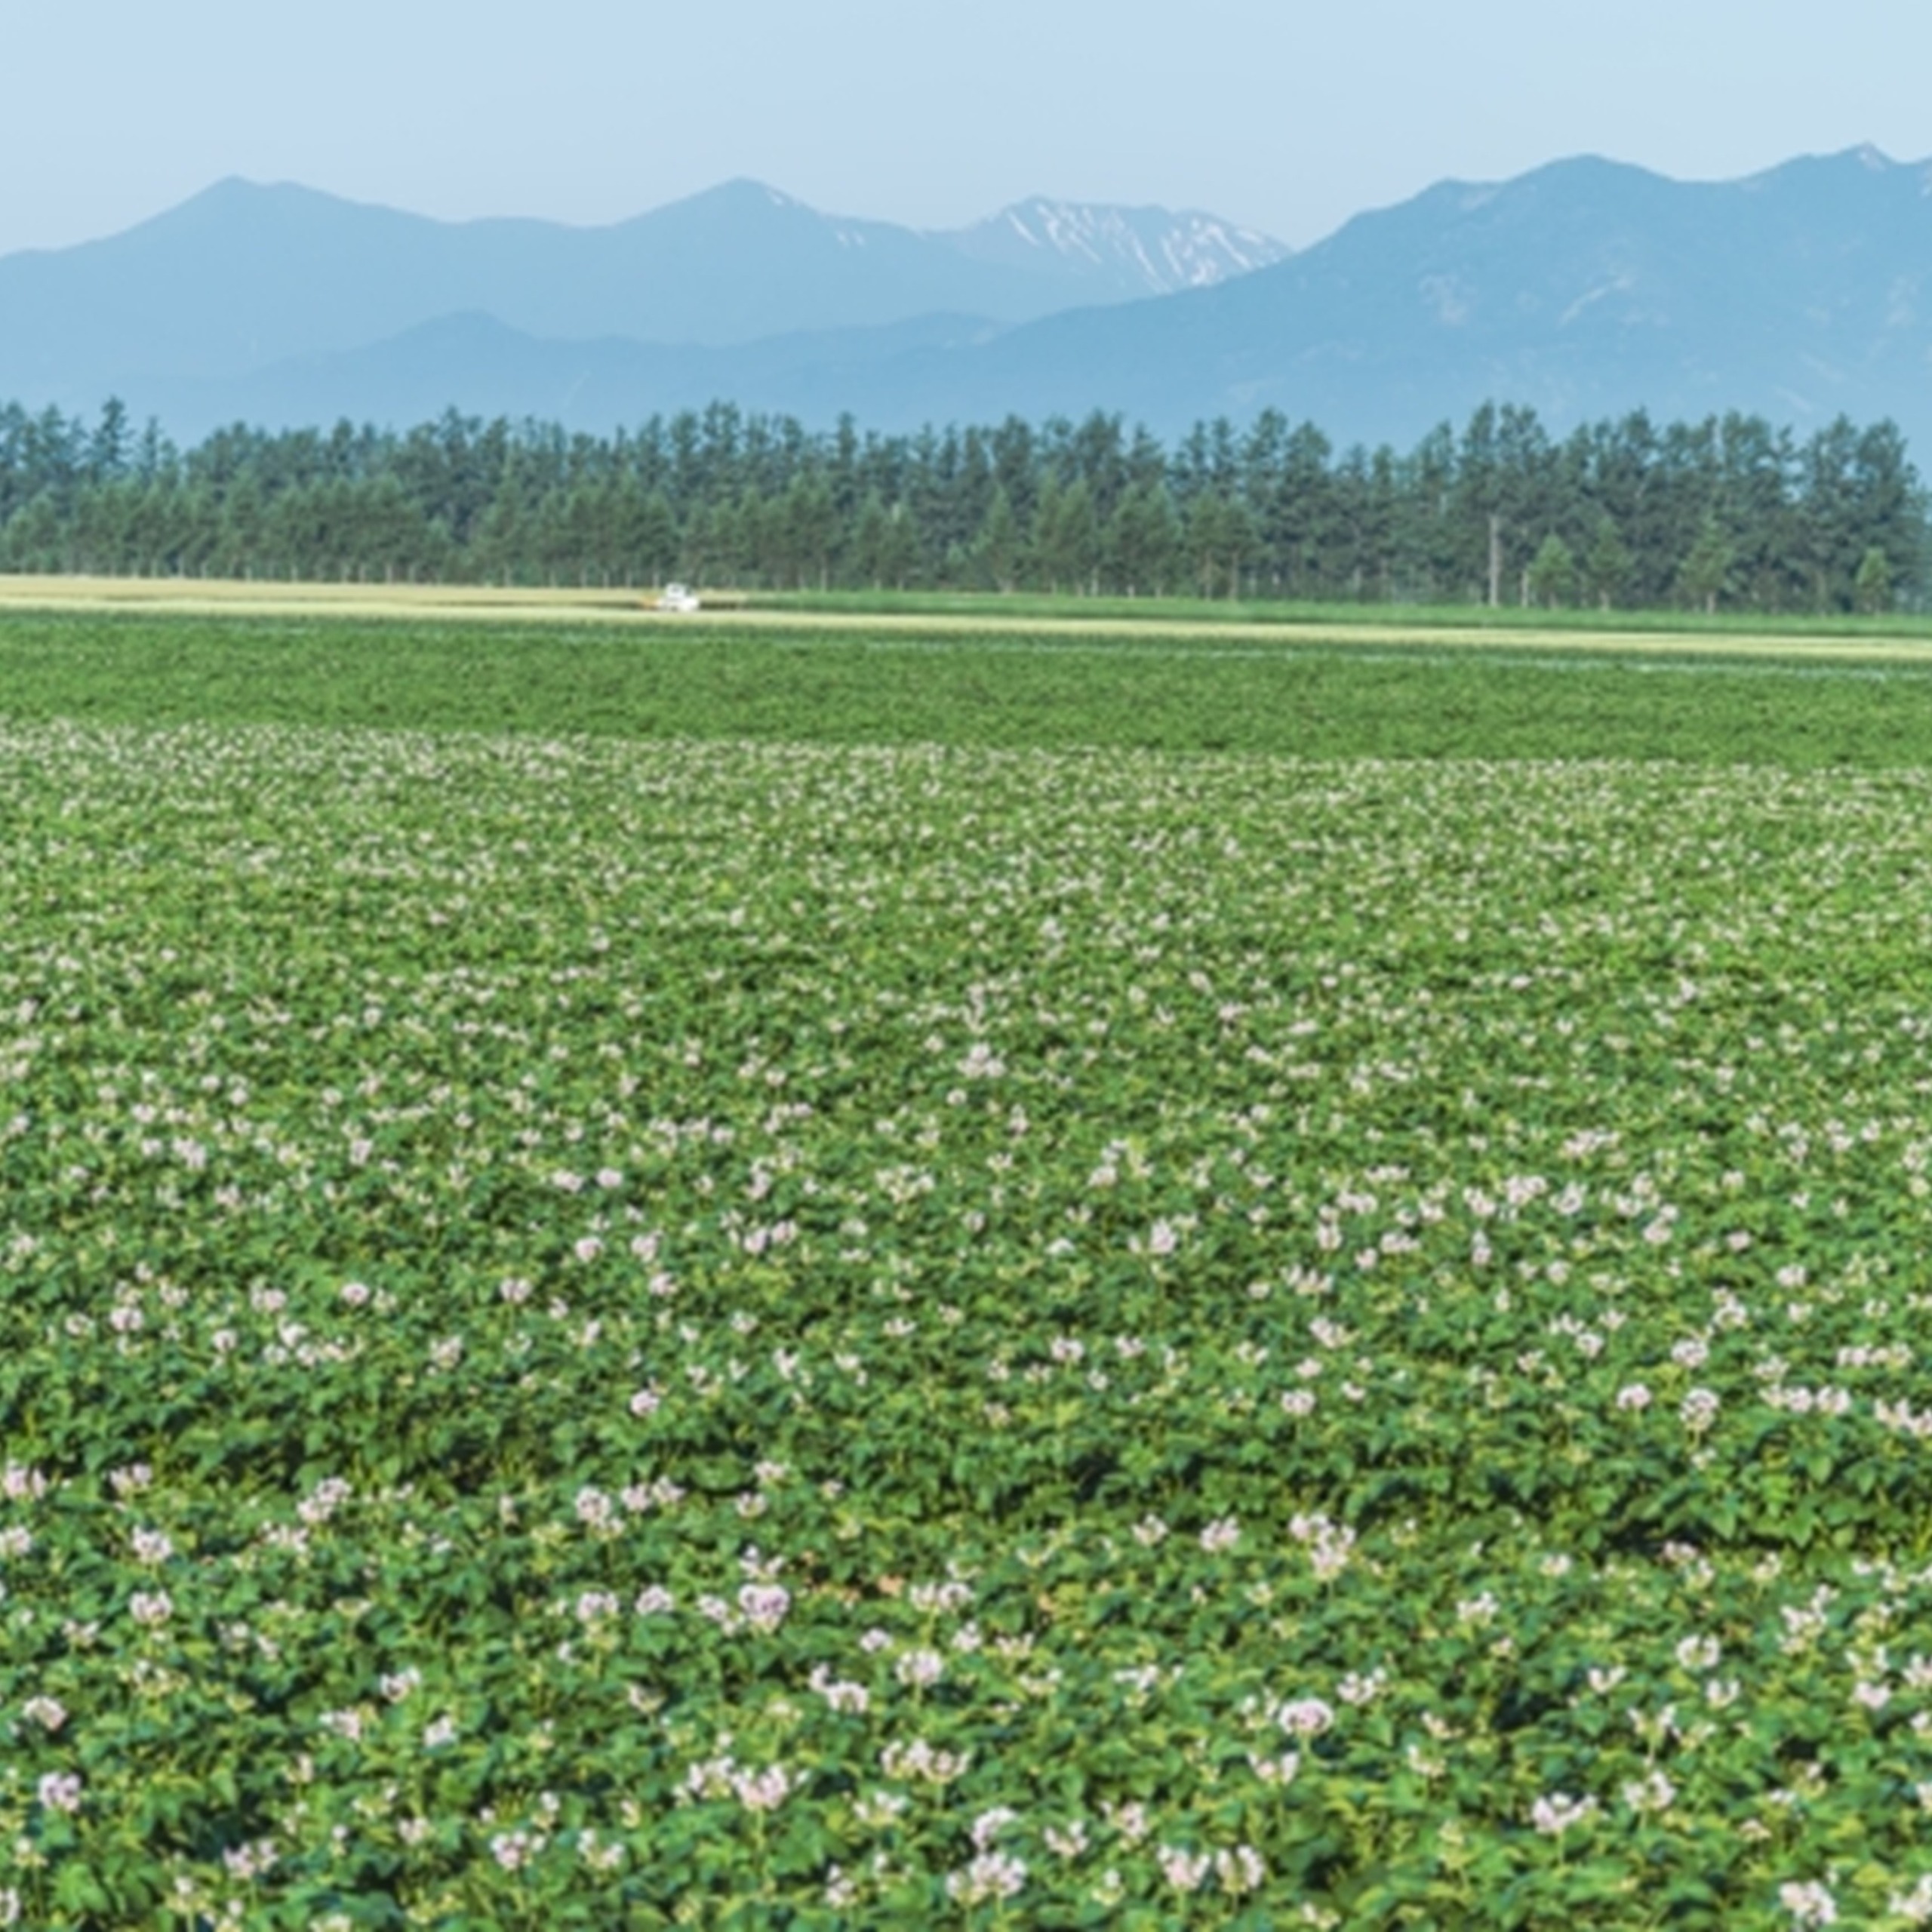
top-left (5, 571), bottom-right (1932, 665)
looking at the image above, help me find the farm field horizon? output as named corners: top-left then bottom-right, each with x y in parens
top-left (7, 605), bottom-right (1932, 1925)
top-left (6, 572), bottom-right (1932, 658)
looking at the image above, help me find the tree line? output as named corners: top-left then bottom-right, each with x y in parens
top-left (0, 395), bottom-right (1924, 612)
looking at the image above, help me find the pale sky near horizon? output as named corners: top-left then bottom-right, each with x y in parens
top-left (2, 0), bottom-right (1927, 257)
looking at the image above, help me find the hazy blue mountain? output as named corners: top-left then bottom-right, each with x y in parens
top-left (164, 311), bottom-right (1004, 436)
top-left (0, 177), bottom-right (1284, 417)
top-left (903, 146), bottom-right (1932, 447)
top-left (10, 149), bottom-right (1931, 453)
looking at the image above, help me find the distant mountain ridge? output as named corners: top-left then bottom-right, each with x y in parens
top-left (5, 150), bottom-right (1932, 457)
top-left (0, 177), bottom-right (1287, 423)
top-left (195, 309), bottom-right (1008, 441)
top-left (889, 146), bottom-right (1932, 446)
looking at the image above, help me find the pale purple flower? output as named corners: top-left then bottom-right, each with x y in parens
top-left (38, 1771), bottom-right (82, 1814)
top-left (1157, 1846), bottom-right (1212, 1894)
top-left (1217, 1846), bottom-right (1268, 1895)
top-left (223, 1839), bottom-right (278, 1881)
top-left (1531, 1792), bottom-right (1599, 1835)
top-left (1277, 1697), bottom-right (1335, 1737)
top-left (1198, 1515), bottom-right (1241, 1554)
top-left (878, 1737), bottom-right (971, 1784)
top-left (1622, 1770), bottom-right (1676, 1814)
top-left (1681, 1387), bottom-right (1721, 1433)
top-left (739, 1583), bottom-right (790, 1634)
top-left (946, 1850), bottom-right (1026, 1903)
top-left (1779, 1880), bottom-right (1837, 1925)
top-left (808, 1666), bottom-right (869, 1714)
top-left (490, 1829), bottom-right (538, 1872)
top-left (731, 1764), bottom-right (792, 1812)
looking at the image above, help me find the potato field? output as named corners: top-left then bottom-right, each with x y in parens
top-left (6, 612), bottom-right (1932, 1926)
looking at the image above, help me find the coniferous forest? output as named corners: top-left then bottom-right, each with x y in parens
top-left (0, 395), bottom-right (1924, 613)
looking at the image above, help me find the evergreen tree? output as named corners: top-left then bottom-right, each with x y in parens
top-left (1103, 482), bottom-right (1179, 596)
top-left (1029, 478), bottom-right (1100, 594)
top-left (974, 487), bottom-right (1022, 592)
top-left (88, 398), bottom-right (131, 485)
top-left (1675, 518), bottom-right (1734, 614)
top-left (874, 501), bottom-right (921, 589)
top-left (627, 487), bottom-right (678, 589)
top-left (780, 474), bottom-right (839, 590)
top-left (1185, 491), bottom-right (1254, 598)
top-left (1525, 533), bottom-right (1578, 609)
top-left (1583, 517), bottom-right (1634, 609)
top-left (851, 492), bottom-right (895, 589)
top-left (1854, 544), bottom-right (1894, 614)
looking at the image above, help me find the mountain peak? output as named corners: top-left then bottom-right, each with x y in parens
top-left (162, 176), bottom-right (346, 219)
top-left (697, 177), bottom-right (801, 208)
top-left (942, 198), bottom-right (1290, 297)
top-left (1739, 143), bottom-right (1932, 193)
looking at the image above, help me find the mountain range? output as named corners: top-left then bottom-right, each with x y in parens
top-left (0, 179), bottom-right (1284, 417)
top-left (4, 149), bottom-right (1930, 453)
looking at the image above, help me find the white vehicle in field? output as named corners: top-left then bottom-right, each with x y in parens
top-left (654, 583), bottom-right (702, 613)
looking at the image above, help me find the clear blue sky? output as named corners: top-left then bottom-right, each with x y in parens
top-left (3, 0), bottom-right (1927, 256)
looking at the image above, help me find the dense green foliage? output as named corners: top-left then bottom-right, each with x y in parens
top-left (8, 615), bottom-right (1932, 1924)
top-left (8, 609), bottom-right (1932, 766)
top-left (2, 394), bottom-right (1925, 611)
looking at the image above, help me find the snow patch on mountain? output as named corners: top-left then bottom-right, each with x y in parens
top-left (939, 198), bottom-right (1290, 297)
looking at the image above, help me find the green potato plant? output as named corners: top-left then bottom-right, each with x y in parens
top-left (3, 636), bottom-right (1932, 1924)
